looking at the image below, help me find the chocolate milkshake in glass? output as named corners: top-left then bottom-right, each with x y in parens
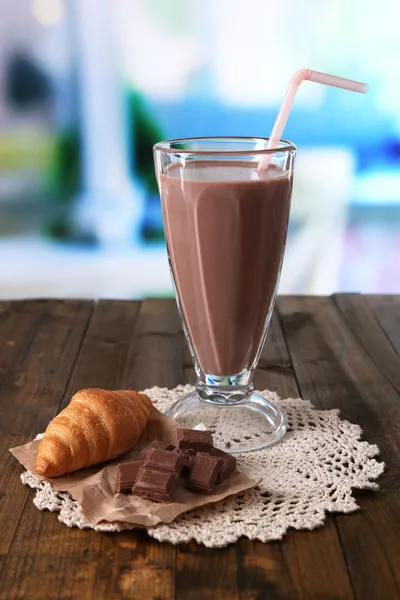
top-left (154, 137), bottom-right (296, 452)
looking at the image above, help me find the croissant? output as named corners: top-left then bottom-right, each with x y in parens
top-left (35, 388), bottom-right (152, 478)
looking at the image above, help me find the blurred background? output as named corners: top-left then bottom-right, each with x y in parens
top-left (0, 0), bottom-right (399, 299)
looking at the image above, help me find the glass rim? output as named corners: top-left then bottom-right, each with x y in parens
top-left (153, 136), bottom-right (296, 156)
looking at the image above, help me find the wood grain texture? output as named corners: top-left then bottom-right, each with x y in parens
top-left (177, 307), bottom-right (354, 600)
top-left (333, 293), bottom-right (400, 395)
top-left (366, 295), bottom-right (400, 357)
top-left (59, 299), bottom-right (142, 409)
top-left (250, 312), bottom-right (353, 600)
top-left (0, 299), bottom-right (177, 600)
top-left (125, 298), bottom-right (184, 391)
top-left (0, 297), bottom-right (399, 599)
top-left (277, 295), bottom-right (400, 600)
top-left (0, 300), bottom-right (93, 584)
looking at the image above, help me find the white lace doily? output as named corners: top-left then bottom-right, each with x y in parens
top-left (21, 385), bottom-right (384, 547)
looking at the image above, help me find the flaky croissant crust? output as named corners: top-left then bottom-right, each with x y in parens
top-left (35, 388), bottom-right (152, 477)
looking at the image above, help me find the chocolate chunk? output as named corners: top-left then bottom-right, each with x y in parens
top-left (174, 449), bottom-right (195, 477)
top-left (133, 467), bottom-right (176, 503)
top-left (143, 448), bottom-right (184, 475)
top-left (211, 448), bottom-right (237, 481)
top-left (176, 428), bottom-right (213, 453)
top-left (182, 452), bottom-right (195, 476)
top-left (187, 452), bottom-right (223, 493)
top-left (140, 439), bottom-right (175, 460)
top-left (116, 460), bottom-right (142, 494)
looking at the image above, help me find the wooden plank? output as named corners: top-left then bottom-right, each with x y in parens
top-left (277, 295), bottom-right (400, 600)
top-left (0, 298), bottom-right (359, 599)
top-left (58, 299), bottom-right (142, 410)
top-left (277, 295), bottom-right (400, 480)
top-left (0, 300), bottom-right (93, 582)
top-left (106, 531), bottom-right (175, 600)
top-left (333, 294), bottom-right (400, 395)
top-left (125, 298), bottom-right (184, 391)
top-left (176, 308), bottom-right (354, 600)
top-left (366, 295), bottom-right (400, 357)
top-left (0, 300), bottom-right (11, 321)
top-left (0, 300), bottom-right (58, 387)
top-left (0, 301), bottom-right (174, 600)
top-left (175, 543), bottom-right (240, 600)
top-left (0, 299), bottom-right (181, 600)
top-left (177, 316), bottom-right (292, 600)
top-left (236, 524), bottom-right (354, 600)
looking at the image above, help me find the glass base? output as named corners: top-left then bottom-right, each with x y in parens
top-left (165, 390), bottom-right (287, 453)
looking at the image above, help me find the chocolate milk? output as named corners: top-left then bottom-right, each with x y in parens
top-left (160, 161), bottom-right (292, 376)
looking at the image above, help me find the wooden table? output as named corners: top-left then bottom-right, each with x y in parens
top-left (0, 295), bottom-right (399, 600)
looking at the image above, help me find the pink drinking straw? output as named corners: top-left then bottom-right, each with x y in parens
top-left (258, 68), bottom-right (369, 171)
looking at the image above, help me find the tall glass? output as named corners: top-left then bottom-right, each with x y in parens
top-left (154, 137), bottom-right (296, 452)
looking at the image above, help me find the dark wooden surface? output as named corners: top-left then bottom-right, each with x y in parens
top-left (0, 295), bottom-right (399, 600)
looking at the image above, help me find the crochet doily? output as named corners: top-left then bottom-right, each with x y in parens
top-left (21, 385), bottom-right (384, 547)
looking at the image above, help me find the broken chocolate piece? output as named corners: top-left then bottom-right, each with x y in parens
top-left (179, 450), bottom-right (196, 477)
top-left (133, 467), bottom-right (176, 502)
top-left (139, 439), bottom-right (175, 460)
top-left (143, 448), bottom-right (184, 475)
top-left (170, 447), bottom-right (194, 477)
top-left (116, 460), bottom-right (142, 494)
top-left (182, 452), bottom-right (195, 477)
top-left (187, 452), bottom-right (223, 493)
top-left (176, 428), bottom-right (213, 453)
top-left (211, 448), bottom-right (236, 481)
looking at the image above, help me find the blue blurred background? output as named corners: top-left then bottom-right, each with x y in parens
top-left (1, 0), bottom-right (399, 299)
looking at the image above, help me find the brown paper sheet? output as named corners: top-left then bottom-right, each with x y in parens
top-left (10, 407), bottom-right (256, 528)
